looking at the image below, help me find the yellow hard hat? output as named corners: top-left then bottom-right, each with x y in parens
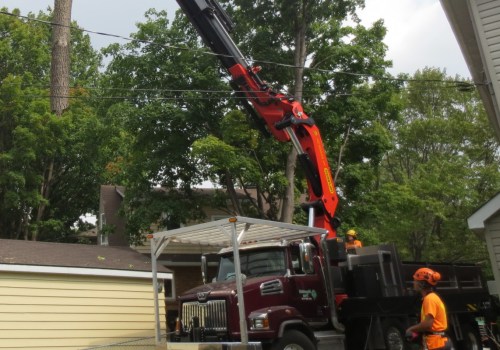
top-left (346, 229), bottom-right (357, 237)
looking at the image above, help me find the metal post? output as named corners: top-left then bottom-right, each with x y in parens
top-left (308, 206), bottom-right (315, 227)
top-left (150, 238), bottom-right (161, 344)
top-left (231, 221), bottom-right (249, 343)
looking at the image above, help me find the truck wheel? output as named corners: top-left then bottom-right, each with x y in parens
top-left (459, 324), bottom-right (482, 350)
top-left (271, 330), bottom-right (315, 350)
top-left (447, 335), bottom-right (458, 350)
top-left (382, 320), bottom-right (409, 350)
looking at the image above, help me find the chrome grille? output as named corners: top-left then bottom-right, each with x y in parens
top-left (182, 300), bottom-right (227, 331)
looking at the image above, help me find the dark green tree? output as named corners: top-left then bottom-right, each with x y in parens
top-left (99, 1), bottom-right (396, 243)
top-left (99, 10), bottom-right (232, 244)
top-left (0, 8), bottom-right (103, 241)
top-left (358, 68), bottom-right (500, 262)
top-left (220, 0), bottom-right (394, 223)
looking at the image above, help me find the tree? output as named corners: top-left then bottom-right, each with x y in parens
top-left (98, 1), bottom-right (395, 243)
top-left (358, 68), bottom-right (500, 262)
top-left (198, 0), bottom-right (394, 225)
top-left (219, 0), bottom-right (393, 224)
top-left (0, 8), bottom-right (103, 241)
top-left (30, 0), bottom-right (73, 241)
top-left (99, 10), bottom-right (232, 244)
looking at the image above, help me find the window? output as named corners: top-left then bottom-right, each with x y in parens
top-left (163, 278), bottom-right (175, 300)
top-left (291, 245), bottom-right (303, 274)
top-left (217, 249), bottom-right (286, 281)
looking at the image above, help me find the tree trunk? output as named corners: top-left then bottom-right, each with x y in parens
top-left (280, 1), bottom-right (308, 224)
top-left (33, 0), bottom-right (72, 241)
top-left (225, 171), bottom-right (243, 215)
top-left (50, 0), bottom-right (72, 115)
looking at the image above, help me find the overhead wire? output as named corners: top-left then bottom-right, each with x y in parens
top-left (5, 84), bottom-right (478, 103)
top-left (0, 9), bottom-right (477, 91)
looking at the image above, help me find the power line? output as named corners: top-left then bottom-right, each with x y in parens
top-left (0, 10), bottom-right (477, 89)
top-left (0, 75), bottom-right (477, 100)
top-left (10, 84), bottom-right (477, 103)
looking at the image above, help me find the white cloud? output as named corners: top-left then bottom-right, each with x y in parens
top-left (360, 0), bottom-right (470, 77)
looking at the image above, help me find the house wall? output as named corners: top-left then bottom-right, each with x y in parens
top-left (486, 213), bottom-right (500, 294)
top-left (100, 185), bottom-right (128, 246)
top-left (165, 265), bottom-right (218, 315)
top-left (0, 271), bottom-right (166, 350)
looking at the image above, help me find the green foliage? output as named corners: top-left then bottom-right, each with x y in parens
top-left (97, 1), bottom-right (395, 242)
top-left (0, 8), bottom-right (104, 240)
top-left (352, 68), bottom-right (500, 263)
top-left (99, 9), bottom-right (234, 243)
top-left (1, 3), bottom-right (497, 274)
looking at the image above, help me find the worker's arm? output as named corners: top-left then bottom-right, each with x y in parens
top-left (406, 314), bottom-right (434, 334)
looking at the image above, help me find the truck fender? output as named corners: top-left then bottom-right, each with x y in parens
top-left (272, 329), bottom-right (316, 350)
top-left (277, 320), bottom-right (315, 341)
top-left (248, 306), bottom-right (314, 340)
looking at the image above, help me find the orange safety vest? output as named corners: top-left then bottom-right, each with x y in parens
top-left (421, 292), bottom-right (448, 349)
top-left (345, 239), bottom-right (362, 250)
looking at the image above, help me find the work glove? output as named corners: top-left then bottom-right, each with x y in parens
top-left (405, 330), bottom-right (419, 342)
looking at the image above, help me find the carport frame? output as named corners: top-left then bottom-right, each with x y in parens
top-left (149, 216), bottom-right (327, 344)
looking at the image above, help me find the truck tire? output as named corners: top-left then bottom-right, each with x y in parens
top-left (459, 324), bottom-right (482, 350)
top-left (271, 330), bottom-right (315, 350)
top-left (446, 332), bottom-right (458, 350)
top-left (382, 320), bottom-right (409, 350)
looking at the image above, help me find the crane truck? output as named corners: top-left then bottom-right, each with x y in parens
top-left (149, 0), bottom-right (500, 349)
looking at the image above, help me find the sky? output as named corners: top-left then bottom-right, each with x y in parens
top-left (3, 0), bottom-right (471, 79)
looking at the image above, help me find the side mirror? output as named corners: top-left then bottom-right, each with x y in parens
top-left (299, 243), bottom-right (315, 274)
top-left (201, 255), bottom-right (208, 284)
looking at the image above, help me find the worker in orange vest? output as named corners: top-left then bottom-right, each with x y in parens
top-left (345, 229), bottom-right (362, 251)
top-left (406, 268), bottom-right (450, 350)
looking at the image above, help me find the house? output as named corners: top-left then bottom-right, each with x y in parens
top-left (468, 192), bottom-right (500, 295)
top-left (0, 239), bottom-right (172, 349)
top-left (442, 0), bottom-right (500, 296)
top-left (98, 185), bottom-right (263, 314)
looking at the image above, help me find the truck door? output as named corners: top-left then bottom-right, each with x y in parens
top-left (289, 245), bottom-right (329, 323)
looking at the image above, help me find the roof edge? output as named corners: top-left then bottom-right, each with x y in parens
top-left (467, 192), bottom-right (500, 232)
top-left (0, 263), bottom-right (172, 280)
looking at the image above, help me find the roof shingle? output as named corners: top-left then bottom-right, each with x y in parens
top-left (0, 239), bottom-right (170, 273)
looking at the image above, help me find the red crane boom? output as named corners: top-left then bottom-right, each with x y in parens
top-left (177, 0), bottom-right (339, 239)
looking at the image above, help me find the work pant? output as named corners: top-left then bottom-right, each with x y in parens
top-left (423, 339), bottom-right (451, 350)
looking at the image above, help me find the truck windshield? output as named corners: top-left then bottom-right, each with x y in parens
top-left (217, 249), bottom-right (286, 281)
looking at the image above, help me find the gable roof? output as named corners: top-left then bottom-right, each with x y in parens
top-left (468, 192), bottom-right (500, 233)
top-left (0, 239), bottom-right (171, 279)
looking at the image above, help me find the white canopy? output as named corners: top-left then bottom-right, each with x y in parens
top-left (150, 216), bottom-right (328, 259)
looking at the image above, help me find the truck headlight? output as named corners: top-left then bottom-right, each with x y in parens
top-left (250, 313), bottom-right (269, 330)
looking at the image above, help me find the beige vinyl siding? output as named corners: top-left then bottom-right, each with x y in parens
top-left (471, 1), bottom-right (500, 97)
top-left (0, 271), bottom-right (166, 350)
top-left (487, 214), bottom-right (500, 268)
top-left (485, 213), bottom-right (500, 296)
